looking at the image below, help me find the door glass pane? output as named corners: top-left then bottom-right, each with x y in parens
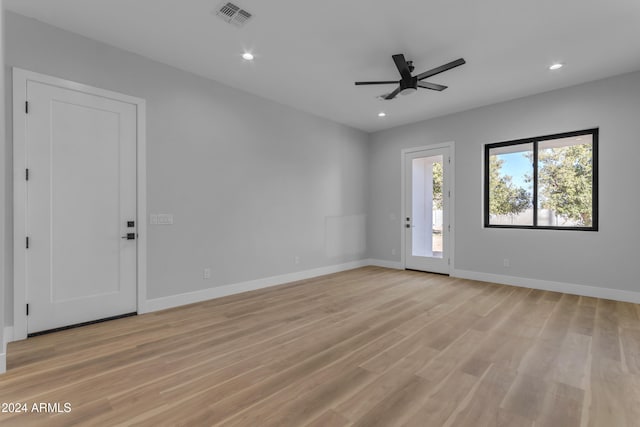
top-left (488, 143), bottom-right (534, 225)
top-left (412, 155), bottom-right (443, 259)
top-left (537, 135), bottom-right (593, 227)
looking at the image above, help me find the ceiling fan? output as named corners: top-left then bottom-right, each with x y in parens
top-left (355, 54), bottom-right (466, 100)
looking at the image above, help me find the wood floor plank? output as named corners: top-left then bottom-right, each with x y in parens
top-left (349, 374), bottom-right (433, 427)
top-left (304, 409), bottom-right (351, 427)
top-left (620, 328), bottom-right (640, 374)
top-left (593, 299), bottom-right (623, 362)
top-left (0, 266), bottom-right (638, 426)
top-left (546, 332), bottom-right (592, 389)
top-left (402, 369), bottom-right (486, 427)
top-left (336, 343), bottom-right (439, 421)
top-left (536, 381), bottom-right (584, 427)
top-left (446, 364), bottom-right (525, 427)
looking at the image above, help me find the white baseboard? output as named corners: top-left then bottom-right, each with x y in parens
top-left (367, 258), bottom-right (403, 270)
top-left (0, 352), bottom-right (6, 374)
top-left (146, 260), bottom-right (640, 314)
top-left (453, 269), bottom-right (640, 304)
top-left (3, 327), bottom-right (14, 350)
top-left (144, 259), bottom-right (370, 313)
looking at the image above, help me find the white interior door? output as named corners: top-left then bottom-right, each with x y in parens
top-left (404, 147), bottom-right (451, 274)
top-left (24, 79), bottom-right (137, 334)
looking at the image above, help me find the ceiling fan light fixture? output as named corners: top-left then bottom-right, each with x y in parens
top-left (399, 87), bottom-right (417, 96)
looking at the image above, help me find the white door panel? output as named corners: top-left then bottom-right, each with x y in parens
top-left (404, 147), bottom-right (451, 274)
top-left (26, 81), bottom-right (137, 333)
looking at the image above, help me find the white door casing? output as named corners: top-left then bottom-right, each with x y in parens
top-left (13, 69), bottom-right (147, 339)
top-left (401, 143), bottom-right (454, 274)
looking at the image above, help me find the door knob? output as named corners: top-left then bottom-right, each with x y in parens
top-left (122, 233), bottom-right (136, 240)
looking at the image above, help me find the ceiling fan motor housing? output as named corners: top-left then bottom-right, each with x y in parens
top-left (400, 76), bottom-right (418, 95)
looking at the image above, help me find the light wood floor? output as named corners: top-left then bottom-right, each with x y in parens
top-left (1, 267), bottom-right (640, 426)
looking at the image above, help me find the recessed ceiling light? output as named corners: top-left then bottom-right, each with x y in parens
top-left (242, 52), bottom-right (254, 61)
top-left (378, 112), bottom-right (386, 118)
top-left (549, 63), bottom-right (563, 70)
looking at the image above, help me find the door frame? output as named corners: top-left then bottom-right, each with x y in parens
top-left (12, 68), bottom-right (148, 340)
top-left (400, 142), bottom-right (455, 273)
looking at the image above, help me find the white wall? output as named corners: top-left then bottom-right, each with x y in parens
top-left (368, 71), bottom-right (640, 295)
top-left (3, 12), bottom-right (369, 324)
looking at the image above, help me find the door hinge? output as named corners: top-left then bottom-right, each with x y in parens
top-left (448, 258), bottom-right (450, 265)
top-left (26, 168), bottom-right (29, 181)
top-left (25, 101), bottom-right (29, 114)
top-left (26, 304), bottom-right (29, 316)
top-left (26, 236), bottom-right (29, 249)
top-left (448, 190), bottom-right (451, 197)
top-left (448, 225), bottom-right (451, 231)
top-left (448, 157), bottom-right (451, 164)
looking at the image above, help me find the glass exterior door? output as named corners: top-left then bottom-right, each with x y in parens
top-left (404, 147), bottom-right (450, 274)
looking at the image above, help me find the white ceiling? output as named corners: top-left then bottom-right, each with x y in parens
top-left (5, 0), bottom-right (640, 132)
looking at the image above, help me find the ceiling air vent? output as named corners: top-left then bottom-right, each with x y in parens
top-left (216, 2), bottom-right (253, 27)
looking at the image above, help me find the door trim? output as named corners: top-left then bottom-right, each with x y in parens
top-left (400, 142), bottom-right (455, 273)
top-left (12, 68), bottom-right (148, 340)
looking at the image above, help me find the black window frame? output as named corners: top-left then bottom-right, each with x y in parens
top-left (484, 128), bottom-right (598, 231)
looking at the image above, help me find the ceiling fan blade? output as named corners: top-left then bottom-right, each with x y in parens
top-left (392, 54), bottom-right (412, 79)
top-left (416, 58), bottom-right (466, 81)
top-left (384, 87), bottom-right (402, 100)
top-left (417, 81), bottom-right (448, 91)
top-left (354, 80), bottom-right (398, 85)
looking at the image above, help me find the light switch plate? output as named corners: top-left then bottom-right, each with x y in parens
top-left (157, 214), bottom-right (174, 225)
top-left (150, 214), bottom-right (158, 225)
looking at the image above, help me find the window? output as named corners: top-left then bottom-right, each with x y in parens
top-left (484, 128), bottom-right (598, 230)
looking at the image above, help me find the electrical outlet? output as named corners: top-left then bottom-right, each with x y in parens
top-left (150, 214), bottom-right (158, 225)
top-left (391, 248), bottom-right (397, 256)
top-left (503, 258), bottom-right (510, 268)
top-left (203, 268), bottom-right (211, 279)
top-left (294, 256), bottom-right (300, 265)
